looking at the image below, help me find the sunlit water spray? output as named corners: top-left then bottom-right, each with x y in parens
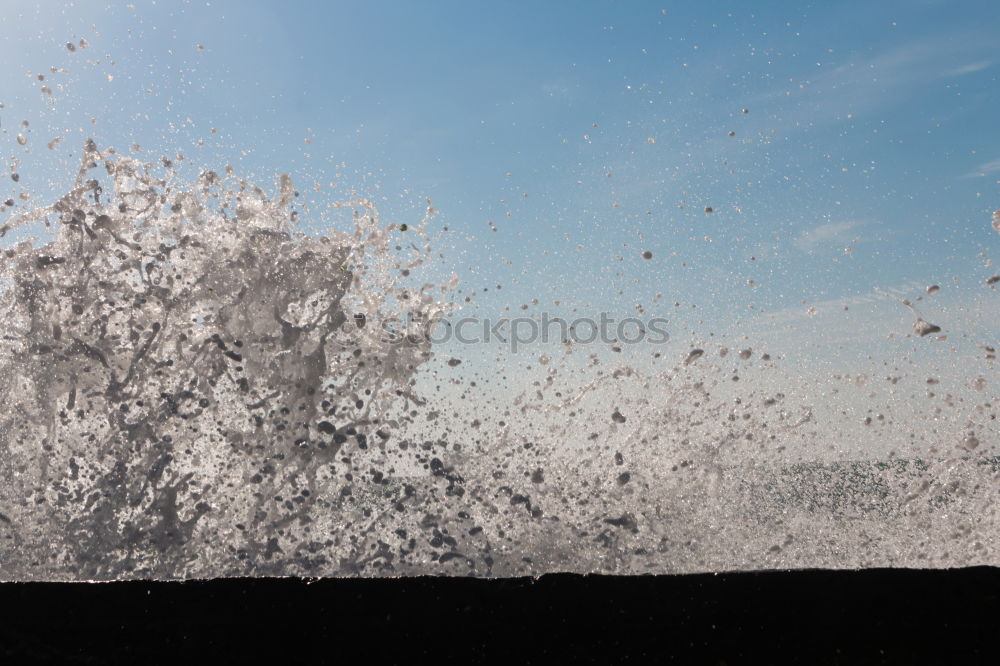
top-left (0, 30), bottom-right (998, 578)
top-left (1, 142), bottom-right (998, 578)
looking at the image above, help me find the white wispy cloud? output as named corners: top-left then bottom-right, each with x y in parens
top-left (741, 33), bottom-right (995, 136)
top-left (944, 60), bottom-right (992, 76)
top-left (749, 280), bottom-right (924, 329)
top-left (964, 158), bottom-right (1000, 178)
top-left (793, 220), bottom-right (864, 253)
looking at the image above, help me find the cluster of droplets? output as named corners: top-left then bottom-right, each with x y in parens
top-left (0, 141), bottom-right (460, 578)
top-left (1, 138), bottom-right (998, 577)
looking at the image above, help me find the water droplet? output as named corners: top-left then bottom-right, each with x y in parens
top-left (684, 349), bottom-right (704, 365)
top-left (913, 319), bottom-right (941, 337)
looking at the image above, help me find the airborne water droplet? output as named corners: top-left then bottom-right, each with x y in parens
top-left (913, 319), bottom-right (941, 337)
top-left (684, 348), bottom-right (704, 365)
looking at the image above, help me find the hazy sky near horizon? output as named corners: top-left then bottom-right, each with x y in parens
top-left (2, 0), bottom-right (998, 379)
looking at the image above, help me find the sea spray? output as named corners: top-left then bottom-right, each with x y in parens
top-left (1, 143), bottom-right (998, 578)
top-left (0, 141), bottom-right (457, 577)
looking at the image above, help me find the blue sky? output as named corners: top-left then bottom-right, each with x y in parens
top-left (2, 0), bottom-right (998, 379)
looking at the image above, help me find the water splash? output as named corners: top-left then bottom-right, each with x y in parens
top-left (0, 142), bottom-right (453, 577)
top-left (1, 142), bottom-right (998, 579)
